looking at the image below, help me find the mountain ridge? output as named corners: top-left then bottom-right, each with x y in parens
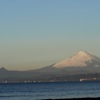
top-left (0, 50), bottom-right (100, 82)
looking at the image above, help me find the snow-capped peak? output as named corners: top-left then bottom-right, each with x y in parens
top-left (76, 51), bottom-right (93, 59)
top-left (78, 51), bottom-right (90, 56)
top-left (53, 51), bottom-right (100, 68)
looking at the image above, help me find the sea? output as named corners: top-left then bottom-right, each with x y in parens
top-left (0, 81), bottom-right (100, 100)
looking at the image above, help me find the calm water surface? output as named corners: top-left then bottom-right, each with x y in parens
top-left (0, 81), bottom-right (100, 100)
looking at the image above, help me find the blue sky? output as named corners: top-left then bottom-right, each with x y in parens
top-left (0, 0), bottom-right (100, 70)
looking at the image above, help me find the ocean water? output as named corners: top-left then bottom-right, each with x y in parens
top-left (0, 81), bottom-right (100, 100)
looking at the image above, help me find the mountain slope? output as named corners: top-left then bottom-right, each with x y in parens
top-left (53, 51), bottom-right (100, 68)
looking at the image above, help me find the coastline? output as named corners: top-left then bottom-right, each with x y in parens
top-left (44, 97), bottom-right (100, 100)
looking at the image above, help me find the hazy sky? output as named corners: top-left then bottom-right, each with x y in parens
top-left (0, 0), bottom-right (100, 70)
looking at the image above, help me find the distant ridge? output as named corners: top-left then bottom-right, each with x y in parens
top-left (1, 50), bottom-right (100, 82)
top-left (0, 67), bottom-right (8, 72)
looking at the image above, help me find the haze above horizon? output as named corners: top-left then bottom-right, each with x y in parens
top-left (0, 0), bottom-right (100, 70)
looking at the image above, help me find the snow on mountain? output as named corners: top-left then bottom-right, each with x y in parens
top-left (53, 51), bottom-right (100, 68)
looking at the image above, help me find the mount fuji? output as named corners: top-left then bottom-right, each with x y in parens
top-left (53, 51), bottom-right (100, 68)
top-left (1, 51), bottom-right (100, 82)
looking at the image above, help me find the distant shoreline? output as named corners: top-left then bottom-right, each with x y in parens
top-left (44, 97), bottom-right (100, 100)
top-left (0, 80), bottom-right (100, 84)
